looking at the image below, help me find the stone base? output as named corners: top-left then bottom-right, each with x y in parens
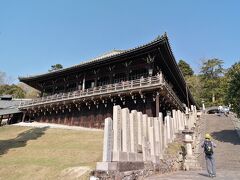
top-left (183, 156), bottom-right (201, 171)
top-left (96, 162), bottom-right (118, 171)
top-left (112, 151), bottom-right (128, 161)
top-left (151, 155), bottom-right (160, 164)
top-left (159, 154), bottom-right (163, 160)
top-left (136, 153), bottom-right (143, 161)
top-left (128, 152), bottom-right (136, 161)
top-left (96, 161), bottom-right (144, 172)
top-left (118, 161), bottom-right (144, 172)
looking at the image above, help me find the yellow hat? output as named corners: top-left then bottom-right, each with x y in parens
top-left (205, 133), bottom-right (211, 139)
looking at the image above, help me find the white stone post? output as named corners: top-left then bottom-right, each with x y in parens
top-left (177, 110), bottom-right (181, 131)
top-left (112, 105), bottom-right (123, 161)
top-left (191, 105), bottom-right (194, 112)
top-left (171, 117), bottom-right (175, 140)
top-left (185, 107), bottom-right (189, 114)
top-left (142, 136), bottom-right (147, 161)
top-left (163, 116), bottom-right (168, 149)
top-left (113, 105), bottom-right (122, 152)
top-left (154, 117), bottom-right (160, 157)
top-left (142, 114), bottom-right (149, 141)
top-left (102, 117), bottom-right (113, 162)
top-left (166, 115), bottom-right (171, 143)
top-left (158, 113), bottom-right (163, 159)
top-left (130, 110), bottom-right (138, 153)
top-left (180, 111), bottom-right (184, 130)
top-left (122, 108), bottom-right (130, 153)
top-left (172, 109), bottom-right (177, 133)
top-left (137, 112), bottom-right (143, 146)
top-left (148, 124), bottom-right (157, 163)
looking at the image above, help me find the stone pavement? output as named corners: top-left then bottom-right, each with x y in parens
top-left (146, 170), bottom-right (240, 180)
top-left (146, 113), bottom-right (240, 179)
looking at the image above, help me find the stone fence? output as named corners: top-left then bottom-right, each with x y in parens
top-left (96, 105), bottom-right (198, 172)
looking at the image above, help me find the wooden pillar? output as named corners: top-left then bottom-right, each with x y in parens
top-left (7, 114), bottom-right (11, 124)
top-left (0, 115), bottom-right (3, 126)
top-left (82, 76), bottom-right (85, 91)
top-left (126, 69), bottom-right (130, 81)
top-left (94, 78), bottom-right (98, 87)
top-left (109, 73), bottom-right (113, 84)
top-left (22, 112), bottom-right (26, 122)
top-left (52, 85), bottom-right (55, 94)
top-left (146, 96), bottom-right (153, 117)
top-left (156, 93), bottom-right (160, 117)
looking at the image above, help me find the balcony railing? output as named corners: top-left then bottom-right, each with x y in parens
top-left (19, 75), bottom-right (183, 109)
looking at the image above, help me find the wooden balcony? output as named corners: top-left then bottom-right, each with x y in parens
top-left (19, 75), bottom-right (184, 110)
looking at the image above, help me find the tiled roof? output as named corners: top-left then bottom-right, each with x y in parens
top-left (0, 100), bottom-right (21, 109)
top-left (0, 108), bottom-right (21, 116)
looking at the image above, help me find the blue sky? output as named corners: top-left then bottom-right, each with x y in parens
top-left (0, 0), bottom-right (240, 83)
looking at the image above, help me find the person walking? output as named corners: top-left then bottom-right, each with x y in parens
top-left (201, 133), bottom-right (217, 177)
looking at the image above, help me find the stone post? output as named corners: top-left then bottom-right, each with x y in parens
top-left (130, 110), bottom-right (138, 153)
top-left (122, 108), bottom-right (130, 153)
top-left (102, 117), bottom-right (113, 162)
top-left (172, 109), bottom-right (177, 133)
top-left (163, 116), bottom-right (168, 148)
top-left (96, 118), bottom-right (118, 171)
top-left (178, 110), bottom-right (184, 131)
top-left (142, 114), bottom-right (149, 141)
top-left (126, 110), bottom-right (138, 161)
top-left (170, 117), bottom-right (175, 140)
top-left (154, 117), bottom-right (160, 158)
top-left (148, 124), bottom-right (157, 163)
top-left (158, 113), bottom-right (164, 159)
top-left (112, 105), bottom-right (123, 161)
top-left (166, 115), bottom-right (171, 143)
top-left (113, 106), bottom-right (122, 152)
top-left (137, 112), bottom-right (143, 146)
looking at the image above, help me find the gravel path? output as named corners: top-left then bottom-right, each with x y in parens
top-left (12, 122), bottom-right (103, 132)
top-left (203, 114), bottom-right (240, 170)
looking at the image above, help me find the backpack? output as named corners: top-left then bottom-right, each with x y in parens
top-left (204, 141), bottom-right (213, 156)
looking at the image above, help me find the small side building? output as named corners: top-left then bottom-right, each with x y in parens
top-left (0, 95), bottom-right (26, 125)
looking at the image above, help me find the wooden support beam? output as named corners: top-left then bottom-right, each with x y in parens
top-left (156, 93), bottom-right (160, 117)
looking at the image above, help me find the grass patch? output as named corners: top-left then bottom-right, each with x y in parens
top-left (0, 126), bottom-right (103, 179)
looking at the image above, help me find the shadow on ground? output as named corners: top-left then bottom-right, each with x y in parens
top-left (198, 172), bottom-right (209, 177)
top-left (211, 130), bottom-right (240, 145)
top-left (0, 126), bottom-right (49, 156)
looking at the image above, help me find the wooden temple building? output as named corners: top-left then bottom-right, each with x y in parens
top-left (19, 33), bottom-right (196, 128)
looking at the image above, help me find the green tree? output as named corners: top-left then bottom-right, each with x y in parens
top-left (178, 60), bottom-right (194, 77)
top-left (227, 72), bottom-right (240, 116)
top-left (48, 64), bottom-right (63, 72)
top-left (0, 71), bottom-right (6, 84)
top-left (225, 62), bottom-right (240, 116)
top-left (0, 84), bottom-right (25, 98)
top-left (200, 58), bottom-right (225, 106)
top-left (186, 75), bottom-right (203, 107)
